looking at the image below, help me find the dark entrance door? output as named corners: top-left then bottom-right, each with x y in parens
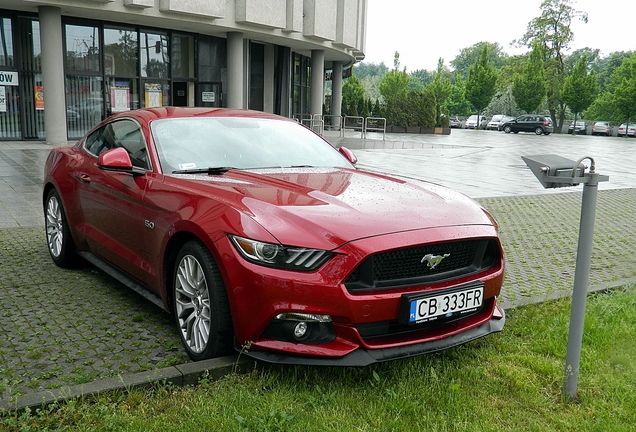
top-left (173, 82), bottom-right (188, 106)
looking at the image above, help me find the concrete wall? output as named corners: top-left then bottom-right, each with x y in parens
top-left (13, 0), bottom-right (367, 64)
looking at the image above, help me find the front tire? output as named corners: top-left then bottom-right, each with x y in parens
top-left (503, 125), bottom-right (512, 134)
top-left (535, 127), bottom-right (544, 135)
top-left (44, 189), bottom-right (77, 267)
top-left (174, 240), bottom-right (233, 361)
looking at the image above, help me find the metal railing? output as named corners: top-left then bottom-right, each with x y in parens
top-left (295, 113), bottom-right (325, 135)
top-left (364, 117), bottom-right (386, 140)
top-left (341, 115), bottom-right (364, 138)
top-left (293, 114), bottom-right (386, 140)
top-left (323, 115), bottom-right (342, 132)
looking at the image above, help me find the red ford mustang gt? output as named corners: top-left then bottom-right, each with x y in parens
top-left (43, 107), bottom-right (505, 366)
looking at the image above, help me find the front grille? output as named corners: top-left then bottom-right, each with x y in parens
top-left (345, 239), bottom-right (499, 293)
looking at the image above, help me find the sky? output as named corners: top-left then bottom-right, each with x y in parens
top-left (364, 0), bottom-right (634, 72)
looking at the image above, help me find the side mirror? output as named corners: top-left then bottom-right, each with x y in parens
top-left (98, 147), bottom-right (133, 170)
top-left (339, 146), bottom-right (358, 165)
top-left (98, 147), bottom-right (145, 175)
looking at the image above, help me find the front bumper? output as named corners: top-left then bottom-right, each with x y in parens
top-left (244, 307), bottom-right (505, 366)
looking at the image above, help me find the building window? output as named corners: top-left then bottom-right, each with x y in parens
top-left (140, 31), bottom-right (169, 79)
top-left (65, 24), bottom-right (100, 73)
top-left (249, 42), bottom-right (264, 111)
top-left (171, 33), bottom-right (195, 79)
top-left (104, 27), bottom-right (138, 77)
top-left (0, 18), bottom-right (14, 67)
top-left (293, 53), bottom-right (310, 120)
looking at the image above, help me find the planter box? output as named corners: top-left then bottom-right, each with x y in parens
top-left (386, 126), bottom-right (452, 134)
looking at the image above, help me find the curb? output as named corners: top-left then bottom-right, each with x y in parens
top-left (0, 354), bottom-right (255, 412)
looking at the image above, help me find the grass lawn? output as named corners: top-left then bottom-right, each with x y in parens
top-left (2, 285), bottom-right (635, 431)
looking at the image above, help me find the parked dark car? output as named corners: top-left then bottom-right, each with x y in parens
top-left (591, 121), bottom-right (612, 136)
top-left (43, 107), bottom-right (506, 366)
top-left (567, 121), bottom-right (587, 135)
top-left (496, 116), bottom-right (516, 131)
top-left (449, 116), bottom-right (461, 128)
top-left (501, 114), bottom-right (553, 135)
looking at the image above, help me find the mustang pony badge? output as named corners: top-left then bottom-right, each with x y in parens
top-left (421, 253), bottom-right (450, 270)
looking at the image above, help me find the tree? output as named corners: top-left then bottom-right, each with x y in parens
top-left (465, 45), bottom-right (498, 124)
top-left (593, 51), bottom-right (634, 92)
top-left (352, 61), bottom-right (389, 80)
top-left (562, 54), bottom-right (599, 128)
top-left (512, 43), bottom-right (548, 113)
top-left (451, 42), bottom-right (508, 77)
top-left (378, 52), bottom-right (410, 102)
top-left (585, 53), bottom-right (636, 124)
top-left (378, 52), bottom-right (411, 125)
top-left (409, 69), bottom-right (436, 89)
top-left (612, 54), bottom-right (636, 134)
top-left (360, 75), bottom-right (382, 103)
top-left (515, 0), bottom-right (588, 132)
top-left (444, 75), bottom-right (472, 116)
top-left (427, 59), bottom-right (452, 126)
top-left (341, 72), bottom-right (365, 116)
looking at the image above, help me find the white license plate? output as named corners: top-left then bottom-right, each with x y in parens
top-left (408, 285), bottom-right (484, 324)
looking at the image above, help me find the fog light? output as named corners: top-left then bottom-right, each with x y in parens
top-left (294, 322), bottom-right (308, 338)
top-left (275, 313), bottom-right (331, 323)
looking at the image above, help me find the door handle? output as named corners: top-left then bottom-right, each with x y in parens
top-left (78, 173), bottom-right (91, 183)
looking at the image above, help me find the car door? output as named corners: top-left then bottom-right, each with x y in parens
top-left (518, 115), bottom-right (534, 133)
top-left (75, 119), bottom-right (155, 286)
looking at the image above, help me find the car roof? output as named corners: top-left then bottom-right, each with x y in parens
top-left (107, 107), bottom-right (290, 123)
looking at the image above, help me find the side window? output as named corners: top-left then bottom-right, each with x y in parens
top-left (110, 120), bottom-right (150, 170)
top-left (84, 126), bottom-right (110, 156)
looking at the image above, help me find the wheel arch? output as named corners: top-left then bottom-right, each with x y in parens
top-left (42, 182), bottom-right (57, 208)
top-left (162, 230), bottom-right (201, 313)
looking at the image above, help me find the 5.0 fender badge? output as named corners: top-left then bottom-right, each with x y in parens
top-left (421, 253), bottom-right (450, 270)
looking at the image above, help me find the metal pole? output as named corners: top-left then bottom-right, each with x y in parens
top-left (563, 172), bottom-right (600, 399)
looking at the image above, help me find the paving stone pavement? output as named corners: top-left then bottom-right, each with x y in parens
top-left (1, 132), bottom-right (635, 402)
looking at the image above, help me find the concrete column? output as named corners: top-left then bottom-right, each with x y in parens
top-left (263, 45), bottom-right (275, 113)
top-left (227, 32), bottom-right (244, 109)
top-left (331, 61), bottom-right (343, 118)
top-left (310, 50), bottom-right (325, 117)
top-left (38, 6), bottom-right (67, 146)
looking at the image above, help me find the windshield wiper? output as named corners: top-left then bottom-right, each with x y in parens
top-left (172, 166), bottom-right (235, 175)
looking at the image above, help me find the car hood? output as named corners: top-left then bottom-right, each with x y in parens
top-left (168, 168), bottom-right (493, 250)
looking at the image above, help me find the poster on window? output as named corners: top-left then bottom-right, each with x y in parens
top-left (144, 83), bottom-right (162, 108)
top-left (34, 86), bottom-right (44, 110)
top-left (111, 83), bottom-right (130, 112)
top-left (0, 87), bottom-right (6, 112)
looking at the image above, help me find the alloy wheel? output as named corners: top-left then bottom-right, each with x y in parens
top-left (175, 254), bottom-right (211, 354)
top-left (46, 195), bottom-right (64, 258)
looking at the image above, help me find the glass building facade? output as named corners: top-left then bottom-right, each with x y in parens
top-left (0, 10), bottom-right (311, 140)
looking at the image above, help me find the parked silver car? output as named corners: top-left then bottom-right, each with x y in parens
top-left (486, 115), bottom-right (505, 130)
top-left (591, 121), bottom-right (612, 136)
top-left (464, 115), bottom-right (487, 129)
top-left (617, 123), bottom-right (636, 137)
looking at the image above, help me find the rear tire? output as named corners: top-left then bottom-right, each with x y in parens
top-left (535, 127), bottom-right (544, 135)
top-left (173, 240), bottom-right (233, 361)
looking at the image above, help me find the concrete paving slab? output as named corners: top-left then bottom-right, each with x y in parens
top-left (1, 131), bottom-right (635, 411)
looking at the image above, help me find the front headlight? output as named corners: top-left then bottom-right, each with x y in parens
top-left (229, 235), bottom-right (332, 271)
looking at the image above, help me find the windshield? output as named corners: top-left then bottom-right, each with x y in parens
top-left (151, 117), bottom-right (353, 173)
